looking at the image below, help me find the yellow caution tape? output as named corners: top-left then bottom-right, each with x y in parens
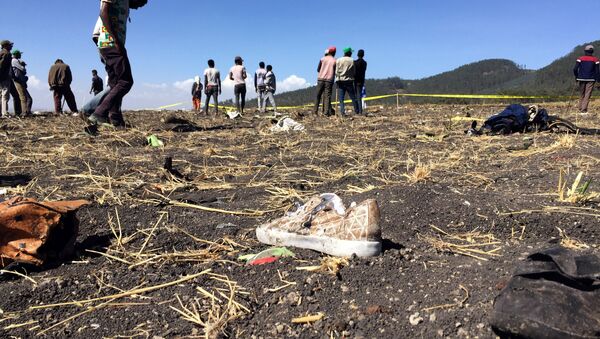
top-left (156, 102), bottom-right (184, 110)
top-left (155, 92), bottom-right (578, 112)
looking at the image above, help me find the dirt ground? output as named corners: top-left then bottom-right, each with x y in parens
top-left (1, 102), bottom-right (600, 338)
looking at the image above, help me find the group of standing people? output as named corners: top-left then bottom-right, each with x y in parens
top-left (314, 46), bottom-right (367, 117)
top-left (0, 40), bottom-right (33, 118)
top-left (191, 57), bottom-right (278, 116)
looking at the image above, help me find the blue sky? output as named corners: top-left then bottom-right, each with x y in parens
top-left (4, 0), bottom-right (600, 110)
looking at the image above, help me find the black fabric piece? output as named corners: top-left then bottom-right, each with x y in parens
top-left (491, 247), bottom-right (600, 338)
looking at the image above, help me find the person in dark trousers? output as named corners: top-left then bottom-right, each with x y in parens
top-left (90, 69), bottom-right (104, 96)
top-left (191, 75), bottom-right (202, 112)
top-left (354, 49), bottom-right (367, 114)
top-left (263, 64), bottom-right (277, 113)
top-left (574, 44), bottom-right (600, 113)
top-left (0, 40), bottom-right (13, 118)
top-left (229, 56), bottom-right (247, 114)
top-left (255, 62), bottom-right (267, 113)
top-left (11, 49), bottom-right (32, 116)
top-left (313, 46), bottom-right (336, 116)
top-left (335, 47), bottom-right (360, 116)
top-left (88, 0), bottom-right (146, 129)
top-left (203, 59), bottom-right (221, 115)
top-left (48, 59), bottom-right (78, 114)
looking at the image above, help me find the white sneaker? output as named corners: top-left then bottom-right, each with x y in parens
top-left (256, 194), bottom-right (382, 257)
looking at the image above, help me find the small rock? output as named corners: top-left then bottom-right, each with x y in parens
top-left (340, 284), bottom-right (350, 293)
top-left (276, 324), bottom-right (285, 334)
top-left (409, 312), bottom-right (423, 326)
top-left (458, 328), bottom-right (468, 337)
top-left (437, 329), bottom-right (444, 337)
top-left (429, 313), bottom-right (437, 322)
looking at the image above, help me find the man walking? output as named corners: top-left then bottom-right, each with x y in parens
top-left (229, 56), bottom-right (247, 115)
top-left (90, 69), bottom-right (104, 96)
top-left (11, 50), bottom-right (32, 116)
top-left (336, 47), bottom-right (360, 116)
top-left (88, 0), bottom-right (147, 129)
top-left (574, 44), bottom-right (600, 113)
top-left (313, 46), bottom-right (336, 116)
top-left (255, 62), bottom-right (267, 113)
top-left (263, 65), bottom-right (277, 114)
top-left (354, 49), bottom-right (367, 114)
top-left (48, 59), bottom-right (78, 114)
top-left (0, 40), bottom-right (13, 118)
top-left (203, 59), bottom-right (221, 115)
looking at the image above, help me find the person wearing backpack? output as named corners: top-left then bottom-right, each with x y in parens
top-left (88, 0), bottom-right (147, 130)
top-left (573, 45), bottom-right (600, 113)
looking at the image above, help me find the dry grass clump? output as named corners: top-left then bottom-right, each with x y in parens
top-left (557, 170), bottom-right (599, 203)
top-left (170, 274), bottom-right (249, 339)
top-left (556, 227), bottom-right (590, 250)
top-left (420, 225), bottom-right (502, 261)
top-left (404, 164), bottom-right (432, 184)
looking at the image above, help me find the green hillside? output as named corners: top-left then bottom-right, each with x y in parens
top-left (266, 40), bottom-right (600, 106)
top-left (406, 59), bottom-right (530, 94)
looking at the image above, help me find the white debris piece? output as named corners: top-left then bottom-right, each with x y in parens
top-left (270, 117), bottom-right (305, 132)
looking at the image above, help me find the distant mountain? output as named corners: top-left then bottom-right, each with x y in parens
top-left (405, 59), bottom-right (530, 94)
top-left (495, 40), bottom-right (600, 95)
top-left (267, 40), bottom-right (599, 106)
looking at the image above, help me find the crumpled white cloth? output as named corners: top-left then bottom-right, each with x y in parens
top-left (270, 117), bottom-right (305, 132)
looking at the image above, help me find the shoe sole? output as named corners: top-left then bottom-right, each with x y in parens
top-left (256, 226), bottom-right (382, 257)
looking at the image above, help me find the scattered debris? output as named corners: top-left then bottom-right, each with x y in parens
top-left (292, 312), bottom-right (325, 324)
top-left (0, 197), bottom-right (89, 268)
top-left (270, 117), bottom-right (305, 132)
top-left (256, 194), bottom-right (382, 257)
top-left (409, 312), bottom-right (423, 326)
top-left (216, 222), bottom-right (237, 229)
top-left (238, 247), bottom-right (295, 266)
top-left (147, 134), bottom-right (164, 147)
top-left (491, 247), bottom-right (600, 338)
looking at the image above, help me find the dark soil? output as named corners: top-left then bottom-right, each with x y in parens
top-left (1, 104), bottom-right (600, 338)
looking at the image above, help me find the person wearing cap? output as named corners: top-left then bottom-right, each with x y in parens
top-left (0, 40), bottom-right (14, 118)
top-left (313, 46), bottom-right (337, 116)
top-left (335, 47), bottom-right (360, 116)
top-left (48, 59), bottom-right (78, 114)
top-left (255, 62), bottom-right (267, 113)
top-left (354, 49), bottom-right (367, 114)
top-left (90, 69), bottom-right (104, 96)
top-left (229, 56), bottom-right (247, 115)
top-left (191, 75), bottom-right (203, 112)
top-left (203, 59), bottom-right (221, 115)
top-left (88, 0), bottom-right (146, 130)
top-left (11, 49), bottom-right (33, 116)
top-left (573, 44), bottom-right (600, 113)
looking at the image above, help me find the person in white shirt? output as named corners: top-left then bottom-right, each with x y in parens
top-left (255, 62), bottom-right (267, 113)
top-left (203, 59), bottom-right (221, 115)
